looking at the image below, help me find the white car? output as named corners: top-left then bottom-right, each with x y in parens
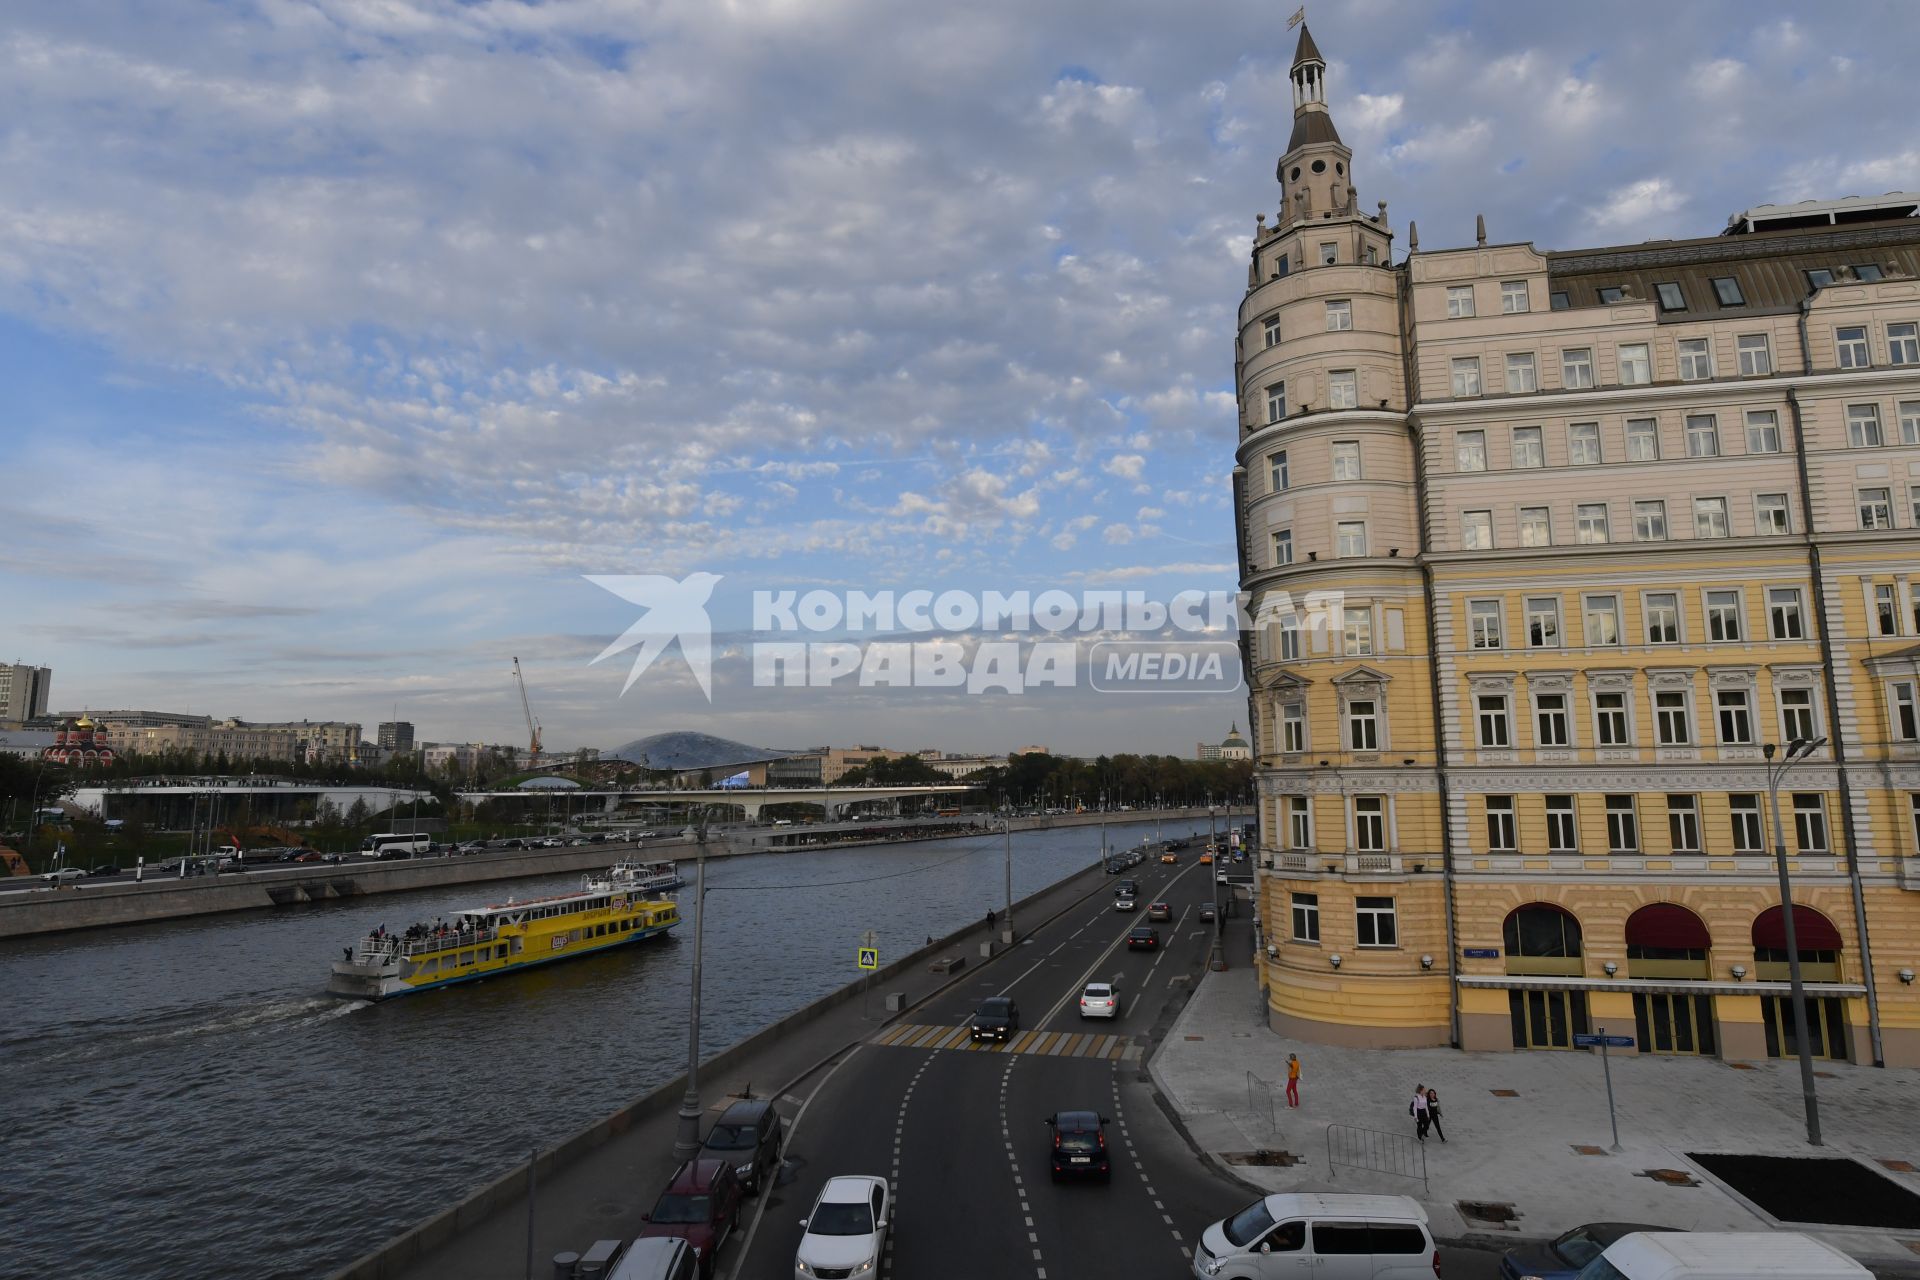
top-left (795, 1175), bottom-right (889, 1279)
top-left (1113, 895), bottom-right (1137, 912)
top-left (1079, 983), bottom-right (1120, 1020)
top-left (41, 867), bottom-right (87, 883)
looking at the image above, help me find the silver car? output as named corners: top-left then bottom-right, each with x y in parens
top-left (1079, 982), bottom-right (1120, 1020)
top-left (1113, 895), bottom-right (1138, 912)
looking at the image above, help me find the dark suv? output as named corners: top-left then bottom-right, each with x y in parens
top-left (1126, 926), bottom-right (1159, 951)
top-left (700, 1098), bottom-right (785, 1195)
top-left (637, 1157), bottom-right (743, 1278)
top-left (1044, 1110), bottom-right (1111, 1181)
top-left (971, 996), bottom-right (1020, 1041)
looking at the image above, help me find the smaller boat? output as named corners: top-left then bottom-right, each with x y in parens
top-left (596, 859), bottom-right (682, 896)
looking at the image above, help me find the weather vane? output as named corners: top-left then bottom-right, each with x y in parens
top-left (1287, 5), bottom-right (1304, 28)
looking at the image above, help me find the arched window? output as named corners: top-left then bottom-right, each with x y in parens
top-left (1504, 903), bottom-right (1582, 959)
top-left (1626, 903), bottom-right (1711, 981)
top-left (1752, 905), bottom-right (1842, 976)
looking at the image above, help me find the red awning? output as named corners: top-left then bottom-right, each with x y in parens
top-left (1625, 903), bottom-right (1711, 950)
top-left (1752, 905), bottom-right (1843, 951)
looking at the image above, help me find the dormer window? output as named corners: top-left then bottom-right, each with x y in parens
top-left (1853, 263), bottom-right (1885, 281)
top-left (1597, 286), bottom-right (1625, 304)
top-left (1655, 282), bottom-right (1687, 312)
top-left (1807, 268), bottom-right (1835, 289)
top-left (1711, 276), bottom-right (1745, 306)
top-left (1550, 291), bottom-right (1570, 311)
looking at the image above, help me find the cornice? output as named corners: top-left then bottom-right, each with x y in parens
top-left (1409, 366), bottom-right (1920, 421)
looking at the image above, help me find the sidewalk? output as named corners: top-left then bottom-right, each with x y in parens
top-left (1149, 960), bottom-right (1920, 1273)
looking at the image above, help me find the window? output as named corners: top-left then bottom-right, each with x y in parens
top-left (1288, 797), bottom-right (1312, 849)
top-left (1806, 268), bottom-right (1835, 289)
top-left (1273, 255), bottom-right (1290, 279)
top-left (1737, 333), bottom-right (1772, 375)
top-left (1768, 587), bottom-right (1805, 640)
top-left (1633, 500), bottom-right (1668, 541)
top-left (1266, 382), bottom-right (1287, 422)
top-left (1712, 276), bottom-right (1746, 306)
top-left (1328, 370), bottom-right (1358, 410)
top-left (1291, 891), bottom-right (1320, 940)
top-left (1655, 691), bottom-right (1692, 745)
top-left (1354, 892), bottom-right (1396, 944)
top-left (1343, 606), bottom-right (1373, 656)
top-left (1550, 290), bottom-right (1570, 310)
top-left (1576, 503), bottom-right (1611, 544)
top-left (1717, 689), bottom-right (1753, 743)
top-left (1694, 497), bottom-right (1730, 539)
top-left (1562, 347), bottom-right (1594, 389)
top-left (1618, 343), bottom-right (1651, 385)
top-left (1745, 410), bottom-right (1781, 453)
top-left (1904, 401), bottom-right (1920, 445)
top-left (1269, 450), bottom-right (1289, 491)
top-left (1568, 422), bottom-right (1601, 465)
top-left (1667, 795), bottom-right (1702, 853)
top-left (1835, 325), bottom-right (1870, 369)
top-left (1859, 487), bottom-right (1893, 530)
top-left (1891, 680), bottom-right (1918, 742)
top-left (1451, 357), bottom-right (1482, 397)
top-left (1500, 280), bottom-right (1529, 313)
top-left (1706, 590), bottom-right (1742, 640)
top-left (1546, 796), bottom-right (1578, 851)
top-left (1597, 285), bottom-right (1625, 304)
top-left (1584, 595), bottom-right (1622, 646)
top-left (1282, 703), bottom-right (1306, 752)
top-left (1536, 692), bottom-right (1570, 745)
top-left (1526, 596), bottom-right (1562, 647)
top-left (1846, 403), bottom-right (1883, 448)
top-left (1319, 242), bottom-right (1338, 266)
top-left (1685, 414), bottom-right (1720, 457)
top-left (1365, 244), bottom-right (1378, 266)
top-left (1730, 795), bottom-right (1764, 854)
top-left (1262, 314), bottom-right (1281, 347)
top-left (1890, 322), bottom-right (1919, 366)
top-left (1655, 282), bottom-right (1687, 312)
top-left (1461, 509), bottom-right (1494, 550)
top-left (1606, 795), bottom-right (1639, 852)
top-left (1756, 493), bottom-right (1792, 536)
top-left (1469, 599), bottom-right (1504, 649)
top-left (1781, 687), bottom-right (1816, 742)
top-left (1913, 582), bottom-right (1920, 634)
top-left (1506, 352), bottom-right (1538, 393)
top-left (1677, 337), bottom-right (1714, 381)
top-left (1455, 430), bottom-right (1487, 471)
top-left (1596, 691), bottom-right (1631, 746)
top-left (1279, 618), bottom-right (1301, 660)
top-left (1446, 285), bottom-right (1475, 318)
top-left (1875, 583), bottom-right (1898, 636)
top-left (1794, 793), bottom-right (1829, 854)
top-left (1486, 796), bottom-right (1517, 850)
top-left (1348, 699), bottom-right (1379, 751)
top-left (1331, 440), bottom-right (1361, 479)
top-left (1272, 529), bottom-right (1294, 566)
top-left (1325, 299), bottom-right (1353, 332)
top-left (1854, 263), bottom-right (1885, 282)
top-left (1353, 800), bottom-right (1387, 854)
top-left (1913, 794), bottom-right (1920, 851)
top-left (1336, 520), bottom-right (1368, 557)
top-left (1626, 417), bottom-right (1659, 461)
top-left (1519, 506), bottom-right (1552, 548)
top-left (1645, 592), bottom-right (1680, 643)
top-left (1477, 694), bottom-right (1510, 747)
top-left (1512, 425), bottom-right (1545, 468)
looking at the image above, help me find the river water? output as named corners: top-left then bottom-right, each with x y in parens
top-left (2, 817), bottom-right (1201, 1278)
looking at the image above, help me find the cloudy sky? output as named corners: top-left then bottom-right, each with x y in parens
top-left (3, 0), bottom-right (1915, 757)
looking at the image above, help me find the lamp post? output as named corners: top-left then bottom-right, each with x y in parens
top-left (1207, 805), bottom-right (1224, 971)
top-left (1001, 819), bottom-right (1014, 945)
top-left (1763, 736), bottom-right (1827, 1147)
top-left (671, 804), bottom-right (716, 1161)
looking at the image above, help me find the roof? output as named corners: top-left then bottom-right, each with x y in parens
top-left (663, 1157), bottom-right (733, 1191)
top-left (1285, 110), bottom-right (1342, 153)
top-left (1291, 24), bottom-right (1323, 68)
top-left (1725, 192), bottom-right (1920, 235)
top-left (819, 1175), bottom-right (883, 1203)
top-left (1260, 1192), bottom-right (1428, 1222)
top-left (714, 1097), bottom-right (775, 1122)
top-left (1602, 1232), bottom-right (1866, 1276)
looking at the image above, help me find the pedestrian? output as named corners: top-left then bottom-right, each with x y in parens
top-left (986, 907), bottom-right (996, 930)
top-left (1410, 1083), bottom-right (1430, 1141)
top-left (1285, 1053), bottom-right (1301, 1108)
top-left (1425, 1088), bottom-right (1446, 1142)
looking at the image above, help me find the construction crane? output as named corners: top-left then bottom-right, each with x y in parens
top-left (512, 656), bottom-right (543, 766)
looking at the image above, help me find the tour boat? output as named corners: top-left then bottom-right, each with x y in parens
top-left (326, 864), bottom-right (681, 1001)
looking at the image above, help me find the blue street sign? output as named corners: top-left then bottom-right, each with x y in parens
top-left (1462, 947), bottom-right (1500, 959)
top-left (1573, 1034), bottom-right (1634, 1048)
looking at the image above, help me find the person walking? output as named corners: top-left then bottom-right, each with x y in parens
top-left (1425, 1088), bottom-right (1446, 1142)
top-left (1285, 1053), bottom-right (1301, 1108)
top-left (985, 907), bottom-right (996, 931)
top-left (1410, 1084), bottom-right (1430, 1142)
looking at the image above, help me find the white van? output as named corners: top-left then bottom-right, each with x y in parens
top-left (1574, 1231), bottom-right (1871, 1280)
top-left (1193, 1192), bottom-right (1436, 1278)
top-left (605, 1236), bottom-right (698, 1280)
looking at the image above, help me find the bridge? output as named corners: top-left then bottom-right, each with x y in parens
top-left (452, 783), bottom-right (980, 822)
top-left (70, 777), bottom-right (435, 824)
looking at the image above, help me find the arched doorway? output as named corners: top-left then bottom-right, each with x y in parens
top-left (1751, 906), bottom-right (1849, 1061)
top-left (1503, 904), bottom-right (1589, 1049)
top-left (1625, 903), bottom-right (1714, 1055)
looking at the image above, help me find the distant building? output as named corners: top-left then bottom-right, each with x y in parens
top-left (1011, 745), bottom-right (1051, 757)
top-left (0, 663), bottom-right (52, 724)
top-left (0, 728), bottom-right (55, 759)
top-left (926, 754), bottom-right (1004, 779)
top-left (43, 716), bottom-right (115, 767)
top-left (1197, 725), bottom-right (1252, 762)
top-left (377, 721), bottom-right (416, 755)
top-left (81, 710), bottom-right (362, 764)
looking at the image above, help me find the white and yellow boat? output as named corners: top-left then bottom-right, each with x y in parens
top-left (327, 864), bottom-right (681, 1000)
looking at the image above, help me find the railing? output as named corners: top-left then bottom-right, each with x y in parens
top-left (1326, 1122), bottom-right (1427, 1189)
top-left (1245, 1071), bottom-right (1277, 1135)
top-left (354, 926), bottom-right (499, 964)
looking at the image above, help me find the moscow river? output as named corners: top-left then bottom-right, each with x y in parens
top-left (2, 817), bottom-right (1207, 1279)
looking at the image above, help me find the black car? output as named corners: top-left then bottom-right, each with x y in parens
top-left (1044, 1110), bottom-right (1111, 1181)
top-left (971, 996), bottom-right (1020, 1041)
top-left (1499, 1223), bottom-right (1679, 1280)
top-left (86, 864), bottom-right (122, 877)
top-left (1114, 879), bottom-right (1139, 898)
top-left (700, 1097), bottom-right (785, 1195)
top-left (1198, 902), bottom-right (1217, 922)
top-left (1126, 926), bottom-right (1159, 951)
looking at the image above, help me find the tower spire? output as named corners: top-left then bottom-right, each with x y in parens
top-left (1276, 23), bottom-right (1353, 223)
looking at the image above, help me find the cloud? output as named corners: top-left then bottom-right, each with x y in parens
top-left (1585, 177), bottom-right (1687, 230)
top-left (1103, 454), bottom-right (1147, 479)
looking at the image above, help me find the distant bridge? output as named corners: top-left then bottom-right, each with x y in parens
top-left (452, 783), bottom-right (980, 822)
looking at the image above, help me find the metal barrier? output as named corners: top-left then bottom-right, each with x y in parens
top-left (1245, 1071), bottom-right (1276, 1134)
top-left (1325, 1123), bottom-right (1427, 1189)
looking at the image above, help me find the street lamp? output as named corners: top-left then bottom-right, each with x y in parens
top-left (671, 804), bottom-right (718, 1161)
top-left (1207, 805), bottom-right (1224, 971)
top-left (1001, 818), bottom-right (1014, 945)
top-left (1764, 735), bottom-right (1828, 1147)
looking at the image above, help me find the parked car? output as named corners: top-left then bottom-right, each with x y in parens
top-left (794, 1175), bottom-right (889, 1280)
top-left (1147, 902), bottom-right (1172, 921)
top-left (1193, 1192), bottom-right (1437, 1279)
top-left (971, 996), bottom-right (1019, 1041)
top-left (1078, 983), bottom-right (1120, 1020)
top-left (87, 864), bottom-right (122, 877)
top-left (1570, 1231), bottom-right (1869, 1280)
top-left (293, 852), bottom-right (325, 863)
top-left (42, 867), bottom-right (87, 883)
top-left (1126, 926), bottom-right (1159, 951)
top-left (1044, 1110), bottom-right (1111, 1181)
top-left (1113, 895), bottom-right (1138, 913)
top-left (700, 1098), bottom-right (785, 1195)
top-left (607, 1237), bottom-right (698, 1280)
top-left (1198, 902), bottom-right (1217, 923)
top-left (635, 1158), bottom-right (742, 1280)
top-left (1501, 1223), bottom-right (1678, 1280)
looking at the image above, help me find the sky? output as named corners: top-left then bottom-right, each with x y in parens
top-left (3, 0), bottom-right (1917, 758)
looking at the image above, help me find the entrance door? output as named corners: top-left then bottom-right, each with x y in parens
top-left (1633, 993), bottom-right (1716, 1055)
top-left (1761, 995), bottom-right (1849, 1060)
top-left (1508, 989), bottom-right (1591, 1049)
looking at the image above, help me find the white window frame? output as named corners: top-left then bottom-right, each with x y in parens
top-left (1262, 314), bottom-right (1281, 348)
top-left (1451, 357), bottom-right (1482, 397)
top-left (1737, 333), bottom-right (1773, 376)
top-left (1281, 703), bottom-right (1307, 753)
top-left (1835, 325), bottom-right (1871, 369)
top-left (1767, 587), bottom-right (1805, 640)
top-left (1685, 413), bottom-right (1720, 457)
top-left (1705, 588), bottom-right (1743, 641)
top-left (1561, 347), bottom-right (1594, 389)
top-left (1595, 690), bottom-right (1632, 747)
top-left (1270, 449), bottom-right (1289, 492)
top-left (1606, 794), bottom-right (1640, 853)
top-left (1351, 799), bottom-right (1387, 855)
top-left (1846, 403), bottom-right (1884, 448)
top-left (1511, 425), bottom-right (1545, 468)
top-left (1273, 529), bottom-right (1294, 566)
top-left (1266, 382), bottom-right (1287, 423)
top-left (1468, 598), bottom-right (1504, 649)
top-left (1677, 337), bottom-right (1714, 381)
top-left (1290, 888), bottom-right (1319, 938)
top-left (1568, 421), bottom-right (1601, 465)
top-left (1793, 793), bottom-right (1829, 854)
top-left (1446, 285), bottom-right (1475, 318)
top-left (1717, 688), bottom-right (1754, 744)
top-left (1694, 496), bottom-right (1731, 539)
top-left (1545, 796), bottom-right (1579, 853)
top-left (1500, 280), bottom-right (1529, 314)
top-left (1461, 509), bottom-right (1494, 550)
top-left (1328, 369), bottom-right (1359, 410)
top-left (1667, 794), bottom-right (1702, 853)
top-left (1325, 299), bottom-right (1353, 332)
top-left (1745, 410), bottom-right (1781, 453)
top-left (1353, 891), bottom-right (1396, 944)
top-left (1535, 692), bottom-right (1570, 746)
top-left (1618, 342), bottom-right (1651, 385)
top-left (1729, 794), bottom-right (1764, 854)
top-left (1859, 487), bottom-right (1894, 530)
top-left (1900, 400), bottom-right (1920, 446)
top-left (1519, 506), bottom-right (1552, 548)
top-left (1288, 798), bottom-right (1313, 851)
top-left (1476, 694), bottom-right (1511, 748)
top-left (1655, 689), bottom-right (1693, 745)
top-left (1347, 697), bottom-right (1380, 752)
top-left (1584, 594), bottom-right (1622, 646)
top-left (1455, 429), bottom-right (1487, 472)
top-left (1625, 417), bottom-right (1659, 461)
top-left (1506, 352), bottom-right (1537, 393)
top-left (1756, 493), bottom-right (1792, 536)
top-left (1889, 322), bottom-right (1919, 366)
top-left (1644, 591), bottom-right (1682, 644)
top-left (1331, 439), bottom-right (1362, 480)
top-left (1633, 499), bottom-right (1669, 542)
top-left (1576, 503), bottom-right (1610, 544)
top-left (1343, 606), bottom-right (1373, 656)
top-left (1485, 796), bottom-right (1517, 851)
top-left (1897, 679), bottom-right (1920, 743)
top-left (1779, 687), bottom-right (1818, 743)
top-left (1336, 520), bottom-right (1368, 558)
top-left (1526, 595), bottom-right (1562, 648)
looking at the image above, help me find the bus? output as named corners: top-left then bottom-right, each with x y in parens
top-left (360, 832), bottom-right (431, 860)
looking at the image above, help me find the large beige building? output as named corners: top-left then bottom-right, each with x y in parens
top-left (1236, 28), bottom-right (1920, 1065)
top-left (87, 710), bottom-right (362, 764)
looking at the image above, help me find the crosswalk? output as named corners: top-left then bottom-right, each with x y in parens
top-left (872, 1021), bottom-right (1130, 1059)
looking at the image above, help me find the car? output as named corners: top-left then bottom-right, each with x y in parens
top-left (701, 1097), bottom-right (785, 1195)
top-left (1198, 902), bottom-right (1217, 923)
top-left (1044, 1110), bottom-right (1111, 1181)
top-left (971, 995), bottom-right (1020, 1041)
top-left (42, 867), bottom-right (86, 883)
top-left (1160, 852), bottom-right (1177, 864)
top-left (1113, 895), bottom-right (1138, 913)
top-left (1114, 880), bottom-right (1139, 898)
top-left (608, 1237), bottom-right (699, 1280)
top-left (1147, 902), bottom-right (1171, 921)
top-left (1195, 1192), bottom-right (1437, 1279)
top-left (1199, 851), bottom-right (1214, 865)
top-left (589, 833), bottom-right (609, 843)
top-left (1499, 1222), bottom-right (1680, 1280)
top-left (1078, 983), bottom-right (1120, 1019)
top-left (1105, 860), bottom-right (1125, 874)
top-left (1574, 1231), bottom-right (1868, 1280)
top-left (87, 863), bottom-right (122, 877)
top-left (1126, 926), bottom-right (1159, 950)
top-left (636, 1157), bottom-right (743, 1279)
top-left (794, 1175), bottom-right (889, 1280)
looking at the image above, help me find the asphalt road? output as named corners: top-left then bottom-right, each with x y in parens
top-left (714, 855), bottom-right (1506, 1280)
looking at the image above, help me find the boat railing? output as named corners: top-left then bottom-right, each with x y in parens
top-left (353, 926), bottom-right (499, 964)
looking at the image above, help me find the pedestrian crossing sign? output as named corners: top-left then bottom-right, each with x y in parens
top-left (857, 946), bottom-right (879, 971)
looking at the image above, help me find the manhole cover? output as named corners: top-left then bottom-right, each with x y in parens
top-left (1489, 1088), bottom-right (1520, 1097)
top-left (1572, 1144), bottom-right (1609, 1156)
top-left (1456, 1200), bottom-right (1518, 1225)
top-left (1687, 1153), bottom-right (1920, 1229)
top-left (1879, 1159), bottom-right (1916, 1174)
top-left (1727, 1061), bottom-right (1756, 1070)
top-left (1223, 1149), bottom-right (1302, 1167)
top-left (1639, 1168), bottom-right (1699, 1187)
top-left (1185, 1034), bottom-right (1205, 1041)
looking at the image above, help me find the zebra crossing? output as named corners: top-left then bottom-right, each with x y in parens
top-left (872, 1020), bottom-right (1130, 1059)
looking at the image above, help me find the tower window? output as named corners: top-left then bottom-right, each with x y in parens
top-left (1311, 159), bottom-right (1327, 173)
top-left (1854, 263), bottom-right (1885, 281)
top-left (1335, 162), bottom-right (1345, 175)
top-left (1319, 243), bottom-right (1338, 265)
top-left (1263, 314), bottom-right (1281, 347)
top-left (1290, 166), bottom-right (1302, 181)
top-left (1325, 300), bottom-right (1353, 332)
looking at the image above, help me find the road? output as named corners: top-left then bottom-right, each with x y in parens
top-left (714, 853), bottom-right (1505, 1280)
